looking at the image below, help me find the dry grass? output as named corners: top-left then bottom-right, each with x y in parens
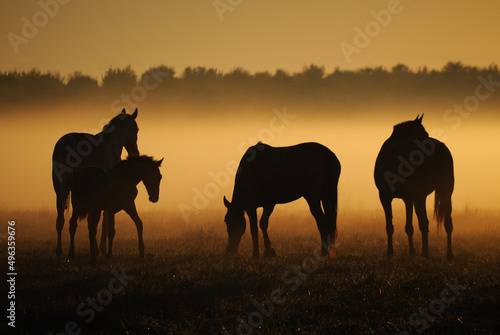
top-left (1, 208), bottom-right (499, 334)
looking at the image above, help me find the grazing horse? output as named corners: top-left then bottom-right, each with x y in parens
top-left (68, 155), bottom-right (163, 263)
top-left (374, 115), bottom-right (454, 261)
top-left (52, 109), bottom-right (139, 257)
top-left (224, 142), bottom-right (341, 258)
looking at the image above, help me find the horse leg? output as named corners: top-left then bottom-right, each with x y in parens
top-left (260, 205), bottom-right (276, 257)
top-left (124, 203), bottom-right (144, 258)
top-left (306, 197), bottom-right (330, 257)
top-left (247, 208), bottom-right (260, 258)
top-left (106, 212), bottom-right (116, 259)
top-left (68, 213), bottom-right (78, 260)
top-left (404, 198), bottom-right (416, 257)
top-left (88, 211), bottom-right (101, 264)
top-left (441, 195), bottom-right (454, 262)
top-left (55, 188), bottom-right (69, 256)
top-left (414, 196), bottom-right (429, 258)
top-left (322, 193), bottom-right (338, 257)
top-left (99, 210), bottom-right (109, 255)
top-left (380, 193), bottom-right (394, 258)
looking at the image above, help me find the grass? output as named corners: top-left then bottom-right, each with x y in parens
top-left (1, 208), bottom-right (499, 334)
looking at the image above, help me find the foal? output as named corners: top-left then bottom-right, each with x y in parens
top-left (68, 155), bottom-right (163, 262)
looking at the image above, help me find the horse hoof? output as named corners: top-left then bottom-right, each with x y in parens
top-left (409, 250), bottom-right (416, 257)
top-left (252, 251), bottom-right (260, 259)
top-left (264, 248), bottom-right (277, 258)
top-left (56, 249), bottom-right (62, 256)
top-left (446, 252), bottom-right (454, 263)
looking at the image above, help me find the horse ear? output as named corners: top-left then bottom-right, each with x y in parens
top-left (132, 108), bottom-right (138, 119)
top-left (419, 114), bottom-right (424, 123)
top-left (223, 196), bottom-right (231, 208)
top-left (157, 158), bottom-right (164, 167)
top-left (414, 114), bottom-right (420, 122)
top-left (121, 108), bottom-right (126, 114)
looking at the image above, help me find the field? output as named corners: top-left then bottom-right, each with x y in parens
top-left (2, 207), bottom-right (499, 335)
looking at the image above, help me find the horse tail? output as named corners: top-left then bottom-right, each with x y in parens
top-left (434, 144), bottom-right (454, 231)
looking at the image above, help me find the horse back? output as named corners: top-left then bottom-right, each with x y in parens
top-left (71, 167), bottom-right (108, 218)
top-left (52, 132), bottom-right (120, 190)
top-left (234, 142), bottom-right (340, 205)
top-left (375, 137), bottom-right (454, 198)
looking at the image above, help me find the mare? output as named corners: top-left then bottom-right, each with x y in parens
top-left (374, 115), bottom-right (454, 261)
top-left (224, 142), bottom-right (341, 258)
top-left (52, 109), bottom-right (139, 256)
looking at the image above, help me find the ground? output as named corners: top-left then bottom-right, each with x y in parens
top-left (1, 208), bottom-right (499, 335)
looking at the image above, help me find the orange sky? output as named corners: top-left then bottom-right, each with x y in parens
top-left (1, 0), bottom-right (499, 77)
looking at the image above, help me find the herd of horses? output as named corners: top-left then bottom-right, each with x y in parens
top-left (52, 109), bottom-right (454, 263)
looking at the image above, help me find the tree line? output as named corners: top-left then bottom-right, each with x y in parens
top-left (1, 62), bottom-right (499, 109)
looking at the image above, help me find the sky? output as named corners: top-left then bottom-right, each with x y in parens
top-left (1, 0), bottom-right (499, 78)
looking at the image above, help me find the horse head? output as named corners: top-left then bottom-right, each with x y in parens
top-left (142, 157), bottom-right (163, 203)
top-left (103, 108), bottom-right (140, 156)
top-left (223, 196), bottom-right (246, 254)
top-left (391, 114), bottom-right (429, 139)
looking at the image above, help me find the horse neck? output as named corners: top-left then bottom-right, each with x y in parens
top-left (98, 126), bottom-right (127, 159)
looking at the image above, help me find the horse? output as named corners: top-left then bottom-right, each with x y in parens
top-left (68, 155), bottom-right (163, 263)
top-left (223, 142), bottom-right (341, 258)
top-left (52, 108), bottom-right (139, 257)
top-left (374, 115), bottom-right (454, 261)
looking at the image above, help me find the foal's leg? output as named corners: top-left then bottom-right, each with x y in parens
top-left (124, 203), bottom-right (144, 258)
top-left (106, 212), bottom-right (116, 258)
top-left (68, 213), bottom-right (78, 260)
top-left (414, 196), bottom-right (429, 258)
top-left (404, 198), bottom-right (416, 257)
top-left (379, 193), bottom-right (394, 258)
top-left (247, 208), bottom-right (260, 258)
top-left (88, 211), bottom-right (101, 264)
top-left (260, 205), bottom-right (276, 257)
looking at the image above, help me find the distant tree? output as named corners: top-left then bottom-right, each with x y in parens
top-left (391, 63), bottom-right (411, 75)
top-left (101, 66), bottom-right (137, 94)
top-left (66, 71), bottom-right (99, 92)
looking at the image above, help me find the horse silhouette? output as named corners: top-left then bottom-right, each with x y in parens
top-left (224, 142), bottom-right (341, 258)
top-left (52, 109), bottom-right (139, 257)
top-left (68, 155), bottom-right (163, 263)
top-left (374, 115), bottom-right (454, 261)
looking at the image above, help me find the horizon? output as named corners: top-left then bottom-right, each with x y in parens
top-left (1, 1), bottom-right (499, 78)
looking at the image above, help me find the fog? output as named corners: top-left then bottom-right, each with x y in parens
top-left (1, 103), bottom-right (499, 223)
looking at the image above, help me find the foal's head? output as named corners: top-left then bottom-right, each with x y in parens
top-left (391, 114), bottom-right (429, 139)
top-left (141, 157), bottom-right (163, 203)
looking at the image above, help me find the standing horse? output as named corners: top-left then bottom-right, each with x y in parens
top-left (52, 109), bottom-right (139, 257)
top-left (68, 155), bottom-right (163, 263)
top-left (224, 142), bottom-right (341, 258)
top-left (374, 115), bottom-right (454, 261)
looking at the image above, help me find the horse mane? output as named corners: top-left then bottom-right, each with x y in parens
top-left (391, 120), bottom-right (428, 139)
top-left (102, 112), bottom-right (139, 133)
top-left (115, 155), bottom-right (155, 167)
